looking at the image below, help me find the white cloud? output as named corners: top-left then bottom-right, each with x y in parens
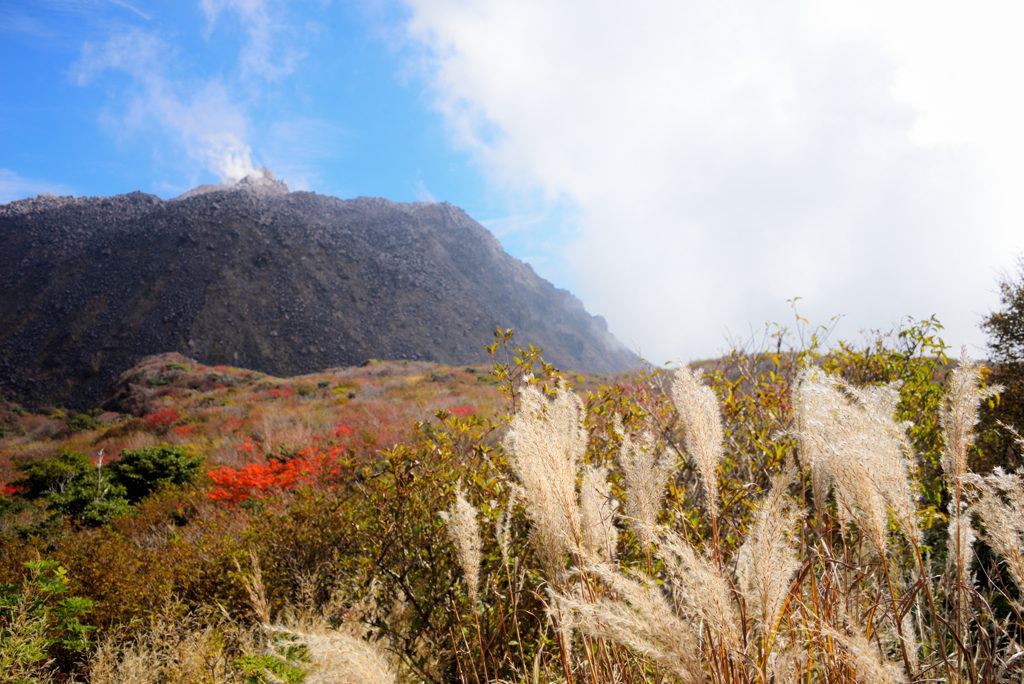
top-left (260, 117), bottom-right (353, 191)
top-left (200, 0), bottom-right (304, 80)
top-left (72, 0), bottom-right (314, 187)
top-left (479, 214), bottom-right (547, 239)
top-left (413, 179), bottom-right (437, 203)
top-left (402, 0), bottom-right (1014, 362)
top-left (74, 29), bottom-right (259, 183)
top-left (0, 169), bottom-right (75, 204)
top-left (108, 0), bottom-right (151, 20)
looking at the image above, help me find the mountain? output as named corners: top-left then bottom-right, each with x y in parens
top-left (0, 170), bottom-right (636, 409)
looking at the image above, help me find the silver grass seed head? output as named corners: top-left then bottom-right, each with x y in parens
top-left (669, 363), bottom-right (723, 522)
top-left (503, 379), bottom-right (587, 582)
top-left (615, 415), bottom-right (675, 548)
top-left (820, 625), bottom-right (909, 684)
top-left (970, 469), bottom-right (1024, 593)
top-left (657, 528), bottom-right (743, 654)
top-left (266, 627), bottom-right (396, 684)
top-left (554, 560), bottom-right (705, 684)
top-left (796, 369), bottom-right (922, 554)
top-left (735, 460), bottom-right (803, 636)
top-left (942, 349), bottom-right (1001, 485)
top-left (580, 465), bottom-right (619, 562)
top-left (440, 484), bottom-right (483, 603)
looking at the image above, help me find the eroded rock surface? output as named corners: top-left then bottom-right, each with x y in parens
top-left (0, 181), bottom-right (636, 408)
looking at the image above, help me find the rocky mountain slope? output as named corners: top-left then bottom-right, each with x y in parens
top-left (0, 171), bottom-right (636, 409)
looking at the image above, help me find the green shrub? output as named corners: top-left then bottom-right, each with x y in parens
top-left (10, 447), bottom-right (202, 528)
top-left (235, 636), bottom-right (309, 684)
top-left (107, 446), bottom-right (204, 503)
top-left (66, 414), bottom-right (100, 433)
top-left (0, 560), bottom-right (94, 680)
top-left (10, 452), bottom-right (130, 528)
top-left (0, 425), bottom-right (26, 438)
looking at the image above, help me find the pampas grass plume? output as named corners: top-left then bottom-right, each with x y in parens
top-left (504, 378), bottom-right (586, 582)
top-left (441, 484), bottom-right (482, 603)
top-left (615, 415), bottom-right (674, 548)
top-left (669, 364), bottom-right (722, 520)
top-left (580, 465), bottom-right (618, 561)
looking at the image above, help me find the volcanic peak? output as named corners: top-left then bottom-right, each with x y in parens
top-left (173, 167), bottom-right (289, 201)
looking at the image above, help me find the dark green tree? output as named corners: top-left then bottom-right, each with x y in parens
top-left (981, 255), bottom-right (1024, 466)
top-left (107, 445), bottom-right (204, 503)
top-left (10, 446), bottom-right (202, 527)
top-left (11, 451), bottom-right (131, 527)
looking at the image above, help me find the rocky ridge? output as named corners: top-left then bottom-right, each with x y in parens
top-left (0, 177), bottom-right (636, 409)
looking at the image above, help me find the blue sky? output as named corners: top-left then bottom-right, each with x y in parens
top-left (1, 1), bottom-right (484, 205)
top-left (3, 0), bottom-right (1024, 363)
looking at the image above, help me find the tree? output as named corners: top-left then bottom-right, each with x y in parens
top-left (981, 255), bottom-right (1024, 463)
top-left (107, 445), bottom-right (203, 503)
top-left (9, 446), bottom-right (203, 527)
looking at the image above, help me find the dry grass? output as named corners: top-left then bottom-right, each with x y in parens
top-left (9, 348), bottom-right (1024, 684)
top-left (88, 606), bottom-right (264, 684)
top-left (503, 355), bottom-right (1024, 683)
top-left (442, 485), bottom-right (483, 603)
top-left (504, 379), bottom-right (587, 585)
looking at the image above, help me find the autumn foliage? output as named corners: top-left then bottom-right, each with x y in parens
top-left (206, 442), bottom-right (350, 504)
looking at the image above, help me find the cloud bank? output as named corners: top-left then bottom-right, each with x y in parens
top-left (402, 0), bottom-right (1010, 361)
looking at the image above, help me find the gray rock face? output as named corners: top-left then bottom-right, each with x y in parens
top-left (173, 167), bottom-right (290, 201)
top-left (0, 184), bottom-right (636, 408)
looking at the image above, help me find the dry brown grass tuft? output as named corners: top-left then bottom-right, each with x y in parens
top-left (88, 606), bottom-right (263, 684)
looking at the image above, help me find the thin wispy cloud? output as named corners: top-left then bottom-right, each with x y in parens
top-left (0, 169), bottom-right (75, 204)
top-left (108, 0), bottom-right (151, 21)
top-left (74, 28), bottom-right (259, 182)
top-left (480, 214), bottom-right (547, 239)
top-left (65, 0), bottom-right (321, 189)
top-left (413, 179), bottom-right (436, 203)
top-left (200, 0), bottom-right (304, 81)
top-left (402, 0), bottom-right (1008, 361)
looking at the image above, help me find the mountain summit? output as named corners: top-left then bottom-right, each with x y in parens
top-left (173, 167), bottom-right (290, 201)
top-left (0, 183), bottom-right (636, 409)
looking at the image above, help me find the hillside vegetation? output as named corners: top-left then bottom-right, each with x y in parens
top-left (1, 317), bottom-right (1023, 683)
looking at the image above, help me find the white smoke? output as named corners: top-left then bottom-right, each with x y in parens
top-left (201, 134), bottom-right (258, 184)
top-left (74, 30), bottom-right (260, 186)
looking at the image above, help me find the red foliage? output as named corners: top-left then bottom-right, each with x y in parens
top-left (1, 483), bottom-right (25, 497)
top-left (173, 424), bottom-right (199, 437)
top-left (450, 406), bottom-right (475, 415)
top-left (145, 408), bottom-right (179, 431)
top-left (333, 424), bottom-right (353, 438)
top-left (207, 445), bottom-right (348, 504)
